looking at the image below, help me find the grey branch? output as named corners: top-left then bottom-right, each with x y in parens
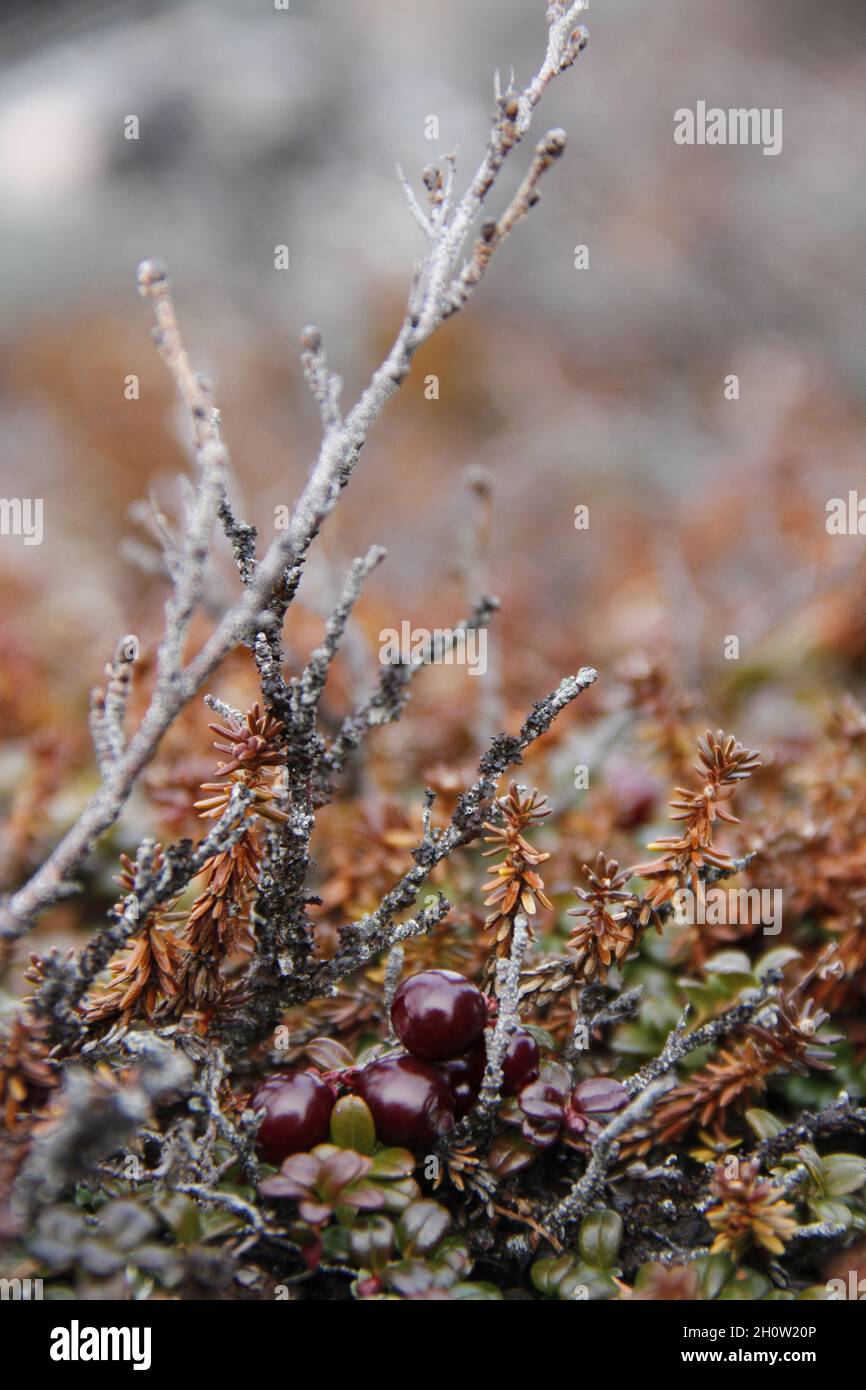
top-left (31, 784), bottom-right (255, 1043)
top-left (548, 1077), bottom-right (673, 1237)
top-left (749, 1095), bottom-right (866, 1165)
top-left (221, 667), bottom-right (595, 1051)
top-left (89, 634), bottom-right (139, 775)
top-left (0, 3), bottom-right (589, 941)
top-left (300, 325), bottom-right (342, 433)
top-left (625, 977), bottom-right (780, 1096)
top-left (316, 670), bottom-right (597, 976)
top-left (300, 546), bottom-right (386, 715)
top-left (321, 595), bottom-right (500, 789)
top-left (475, 917), bottom-right (531, 1125)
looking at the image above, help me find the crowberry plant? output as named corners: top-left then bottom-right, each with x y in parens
top-left (1, 3), bottom-right (865, 1313)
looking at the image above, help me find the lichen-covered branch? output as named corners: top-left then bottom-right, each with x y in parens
top-left (548, 1077), bottom-right (673, 1237)
top-left (0, 2), bottom-right (589, 942)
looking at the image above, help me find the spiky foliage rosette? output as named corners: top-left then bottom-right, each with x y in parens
top-left (567, 852), bottom-right (637, 982)
top-left (0, 1012), bottom-right (58, 1127)
top-left (83, 703), bottom-right (287, 1028)
top-left (181, 704), bottom-right (287, 1011)
top-left (705, 1159), bottom-right (797, 1260)
top-left (82, 850), bottom-right (185, 1028)
top-left (480, 782), bottom-right (553, 972)
top-left (631, 729), bottom-right (761, 921)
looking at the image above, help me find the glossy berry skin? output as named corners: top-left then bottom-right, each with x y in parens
top-left (252, 1070), bottom-right (335, 1164)
top-left (356, 1055), bottom-right (456, 1148)
top-left (391, 969), bottom-right (487, 1061)
top-left (501, 1027), bottom-right (540, 1096)
top-left (438, 1055), bottom-right (481, 1119)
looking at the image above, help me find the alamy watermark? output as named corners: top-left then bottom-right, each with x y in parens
top-left (1, 1276), bottom-right (43, 1300)
top-left (49, 1321), bottom-right (152, 1370)
top-left (672, 886), bottom-right (782, 936)
top-left (826, 1271), bottom-right (866, 1300)
top-left (826, 491), bottom-right (866, 535)
top-left (0, 497), bottom-right (43, 545)
top-left (674, 102), bottom-right (782, 157)
top-left (378, 621), bottom-right (487, 677)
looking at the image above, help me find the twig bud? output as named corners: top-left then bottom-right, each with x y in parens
top-left (136, 259), bottom-right (169, 298)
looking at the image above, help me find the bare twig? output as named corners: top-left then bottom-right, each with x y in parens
top-left (89, 635), bottom-right (140, 775)
top-left (625, 979), bottom-right (779, 1096)
top-left (549, 1078), bottom-right (673, 1236)
top-left (0, 4), bottom-right (589, 941)
top-left (475, 916), bottom-right (531, 1125)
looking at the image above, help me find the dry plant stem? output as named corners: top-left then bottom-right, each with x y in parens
top-left (476, 916), bottom-right (530, 1125)
top-left (89, 635), bottom-right (140, 775)
top-left (32, 786), bottom-right (255, 1041)
top-left (0, 262), bottom-right (230, 941)
top-left (749, 1096), bottom-right (866, 1165)
top-left (321, 595), bottom-right (499, 789)
top-left (0, 5), bottom-right (589, 943)
top-left (565, 984), bottom-right (643, 1064)
top-left (316, 671), bottom-right (596, 970)
top-left (302, 547), bottom-right (386, 712)
top-left (224, 669), bottom-right (596, 1048)
top-left (549, 1077), bottom-right (672, 1237)
top-left (188, 1038), bottom-right (260, 1184)
top-left (176, 1183), bottom-right (270, 1235)
top-left (383, 945), bottom-right (404, 1043)
top-left (625, 979), bottom-right (780, 1096)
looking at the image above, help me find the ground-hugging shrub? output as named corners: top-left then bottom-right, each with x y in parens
top-left (1, 3), bottom-right (864, 1302)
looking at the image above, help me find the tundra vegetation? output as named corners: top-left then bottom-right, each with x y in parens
top-left (0, 3), bottom-right (865, 1302)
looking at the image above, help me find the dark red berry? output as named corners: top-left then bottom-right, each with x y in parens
top-left (391, 969), bottom-right (487, 1061)
top-left (356, 1055), bottom-right (455, 1148)
top-left (438, 1055), bottom-right (481, 1118)
top-left (502, 1026), bottom-right (540, 1095)
top-left (252, 1070), bottom-right (335, 1164)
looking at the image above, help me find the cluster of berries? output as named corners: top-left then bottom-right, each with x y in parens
top-left (251, 969), bottom-right (540, 1160)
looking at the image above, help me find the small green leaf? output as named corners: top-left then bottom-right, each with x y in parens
top-left (822, 1154), bottom-right (866, 1197)
top-left (540, 1060), bottom-right (571, 1093)
top-left (680, 980), bottom-right (726, 1021)
top-left (369, 1147), bottom-right (416, 1180)
top-left (78, 1240), bottom-right (126, 1277)
top-left (698, 1253), bottom-right (734, 1300)
top-left (754, 946), bottom-right (800, 977)
top-left (318, 1148), bottom-right (371, 1200)
top-left (488, 1133), bottom-right (536, 1177)
top-left (562, 1264), bottom-right (617, 1301)
top-left (378, 1175), bottom-right (420, 1214)
top-left (305, 1037), bottom-right (355, 1071)
top-left (384, 1258), bottom-right (435, 1297)
top-left (530, 1254), bottom-right (576, 1296)
top-left (579, 1209), bottom-right (623, 1270)
top-left (745, 1108), bottom-right (787, 1140)
top-left (430, 1235), bottom-right (472, 1288)
top-left (330, 1095), bottom-right (376, 1154)
top-left (322, 1224), bottom-right (353, 1262)
top-left (811, 1198), bottom-right (852, 1229)
top-left (99, 1200), bottom-right (159, 1251)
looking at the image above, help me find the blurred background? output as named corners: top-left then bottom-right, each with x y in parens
top-left (1, 0), bottom-right (866, 958)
